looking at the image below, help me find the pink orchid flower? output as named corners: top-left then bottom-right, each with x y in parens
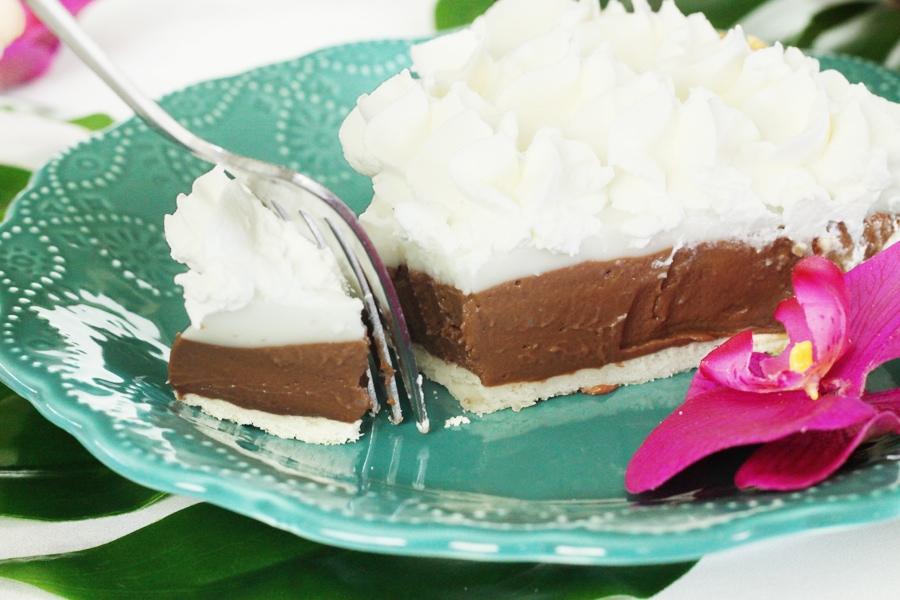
top-left (626, 240), bottom-right (900, 492)
top-left (0, 0), bottom-right (95, 90)
top-left (0, 0), bottom-right (26, 54)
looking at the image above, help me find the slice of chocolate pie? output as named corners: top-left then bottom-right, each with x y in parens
top-left (339, 0), bottom-right (900, 413)
top-left (166, 168), bottom-right (372, 444)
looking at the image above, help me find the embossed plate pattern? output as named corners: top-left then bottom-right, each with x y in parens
top-left (1, 42), bottom-right (900, 565)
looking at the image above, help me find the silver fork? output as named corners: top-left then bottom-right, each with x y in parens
top-left (26, 0), bottom-right (430, 433)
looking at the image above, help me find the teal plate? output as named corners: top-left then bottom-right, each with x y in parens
top-left (2, 41), bottom-right (900, 566)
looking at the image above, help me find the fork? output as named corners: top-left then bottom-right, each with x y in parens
top-left (25, 0), bottom-right (430, 433)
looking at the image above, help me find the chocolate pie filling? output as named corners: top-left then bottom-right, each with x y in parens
top-left (168, 336), bottom-right (371, 423)
top-left (393, 216), bottom-right (897, 387)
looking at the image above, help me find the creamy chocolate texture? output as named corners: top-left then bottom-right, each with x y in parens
top-left (394, 242), bottom-right (793, 386)
top-left (168, 336), bottom-right (371, 423)
top-left (394, 215), bottom-right (898, 388)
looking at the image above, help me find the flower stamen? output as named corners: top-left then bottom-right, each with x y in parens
top-left (789, 340), bottom-right (820, 399)
top-left (789, 340), bottom-right (814, 374)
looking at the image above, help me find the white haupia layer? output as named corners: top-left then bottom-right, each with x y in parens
top-left (178, 299), bottom-right (364, 347)
top-left (340, 0), bottom-right (900, 294)
top-left (165, 167), bottom-right (365, 346)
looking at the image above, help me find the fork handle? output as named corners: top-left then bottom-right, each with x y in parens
top-left (24, 0), bottom-right (230, 164)
top-left (26, 0), bottom-right (430, 433)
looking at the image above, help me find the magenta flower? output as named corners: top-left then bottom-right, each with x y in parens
top-left (626, 241), bottom-right (900, 492)
top-left (0, 0), bottom-right (95, 90)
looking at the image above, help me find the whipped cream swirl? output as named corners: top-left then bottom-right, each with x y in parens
top-left (341, 0), bottom-right (900, 293)
top-left (165, 168), bottom-right (364, 345)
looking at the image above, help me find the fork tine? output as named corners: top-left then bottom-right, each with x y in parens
top-left (273, 202), bottom-right (380, 416)
top-left (296, 207), bottom-right (329, 249)
top-left (317, 214), bottom-right (404, 424)
top-left (317, 216), bottom-right (429, 433)
top-left (296, 209), bottom-right (400, 422)
top-left (241, 172), bottom-right (430, 433)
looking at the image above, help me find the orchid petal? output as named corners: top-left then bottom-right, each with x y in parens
top-left (862, 387), bottom-right (900, 413)
top-left (759, 298), bottom-right (809, 377)
top-left (830, 242), bottom-right (900, 392)
top-left (774, 297), bottom-right (815, 348)
top-left (699, 256), bottom-right (849, 396)
top-left (57, 0), bottom-right (95, 12)
top-left (735, 411), bottom-right (900, 490)
top-left (0, 0), bottom-right (25, 52)
top-left (0, 29), bottom-right (57, 89)
top-left (758, 257), bottom-right (848, 386)
top-left (698, 330), bottom-right (757, 388)
top-left (790, 255), bottom-right (849, 364)
top-left (0, 0), bottom-right (96, 90)
top-left (700, 329), bottom-right (805, 392)
top-left (624, 380), bottom-right (876, 493)
top-left (627, 246), bottom-right (900, 494)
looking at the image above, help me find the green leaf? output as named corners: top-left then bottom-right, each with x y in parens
top-left (433, 0), bottom-right (776, 30)
top-left (435, 0), bottom-right (497, 29)
top-left (0, 503), bottom-right (695, 599)
top-left (794, 1), bottom-right (874, 48)
top-left (67, 113), bottom-right (115, 132)
top-left (0, 386), bottom-right (166, 520)
top-left (674, 0), bottom-right (772, 28)
top-left (0, 164), bottom-right (31, 217)
top-left (808, 4), bottom-right (900, 65)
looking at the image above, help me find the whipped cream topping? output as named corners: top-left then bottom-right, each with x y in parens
top-left (165, 167), bottom-right (365, 346)
top-left (340, 0), bottom-right (900, 293)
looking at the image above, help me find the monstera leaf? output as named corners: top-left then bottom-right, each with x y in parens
top-left (0, 387), bottom-right (165, 520)
top-left (435, 0), bottom-right (900, 70)
top-left (0, 164), bottom-right (29, 214)
top-left (0, 503), bottom-right (695, 599)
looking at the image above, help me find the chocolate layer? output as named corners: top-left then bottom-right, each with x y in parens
top-left (168, 336), bottom-right (371, 423)
top-left (402, 214), bottom-right (898, 386)
top-left (394, 240), bottom-right (799, 386)
top-left (394, 216), bottom-right (895, 388)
